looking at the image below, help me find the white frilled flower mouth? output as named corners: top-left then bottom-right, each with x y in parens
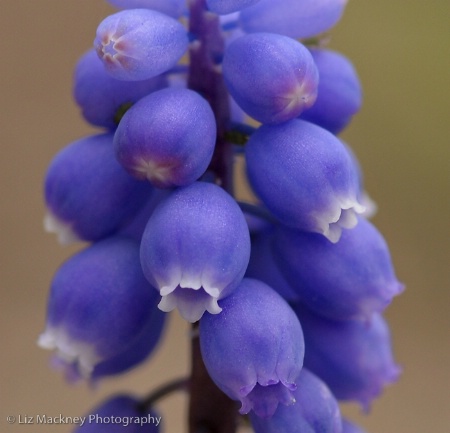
top-left (239, 380), bottom-right (297, 418)
top-left (158, 282), bottom-right (222, 323)
top-left (43, 211), bottom-right (80, 246)
top-left (37, 326), bottom-right (100, 378)
top-left (313, 196), bottom-right (366, 243)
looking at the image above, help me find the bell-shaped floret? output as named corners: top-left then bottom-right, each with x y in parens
top-left (239, 0), bottom-right (348, 39)
top-left (74, 394), bottom-right (161, 432)
top-left (294, 305), bottom-right (401, 409)
top-left (94, 9), bottom-right (188, 81)
top-left (91, 307), bottom-right (165, 381)
top-left (300, 48), bottom-right (362, 134)
top-left (114, 88), bottom-right (216, 188)
top-left (342, 419), bottom-right (369, 433)
top-left (140, 182), bottom-right (251, 322)
top-left (245, 119), bottom-right (365, 242)
top-left (38, 237), bottom-right (157, 377)
top-left (106, 0), bottom-right (187, 18)
top-left (200, 278), bottom-right (305, 418)
top-left (223, 33), bottom-right (318, 124)
top-left (207, 0), bottom-right (261, 15)
top-left (273, 218), bottom-right (404, 321)
top-left (44, 133), bottom-right (153, 244)
top-left (73, 49), bottom-right (167, 129)
top-left (52, 301), bottom-right (166, 383)
top-left (250, 368), bottom-right (342, 433)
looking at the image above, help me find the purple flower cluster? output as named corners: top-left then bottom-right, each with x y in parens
top-left (39, 1), bottom-right (403, 432)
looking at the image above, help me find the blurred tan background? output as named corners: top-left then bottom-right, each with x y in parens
top-left (1, 1), bottom-right (449, 432)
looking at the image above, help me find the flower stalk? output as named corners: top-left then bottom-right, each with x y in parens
top-left (187, 1), bottom-right (239, 431)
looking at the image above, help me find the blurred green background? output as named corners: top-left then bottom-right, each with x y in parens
top-left (1, 1), bottom-right (449, 432)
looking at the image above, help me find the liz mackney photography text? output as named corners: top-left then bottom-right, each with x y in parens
top-left (5, 413), bottom-right (162, 427)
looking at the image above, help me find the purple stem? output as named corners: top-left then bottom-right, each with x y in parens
top-left (187, 1), bottom-right (239, 432)
top-left (187, 0), bottom-right (234, 193)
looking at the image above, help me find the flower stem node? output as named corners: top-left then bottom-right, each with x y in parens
top-left (199, 278), bottom-right (305, 418)
top-left (140, 182), bottom-right (251, 322)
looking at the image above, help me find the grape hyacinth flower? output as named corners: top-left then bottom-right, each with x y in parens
top-left (294, 304), bottom-right (401, 409)
top-left (273, 217), bottom-right (404, 320)
top-left (246, 119), bottom-right (366, 242)
top-left (300, 48), bottom-right (362, 134)
top-left (200, 278), bottom-right (305, 418)
top-left (44, 133), bottom-right (153, 244)
top-left (140, 182), bottom-right (251, 322)
top-left (249, 368), bottom-right (342, 433)
top-left (223, 32), bottom-right (319, 124)
top-left (94, 9), bottom-right (188, 81)
top-left (40, 1), bottom-right (405, 431)
top-left (38, 236), bottom-right (157, 377)
top-left (52, 300), bottom-right (166, 384)
top-left (114, 87), bottom-right (217, 188)
top-left (239, 0), bottom-right (348, 39)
